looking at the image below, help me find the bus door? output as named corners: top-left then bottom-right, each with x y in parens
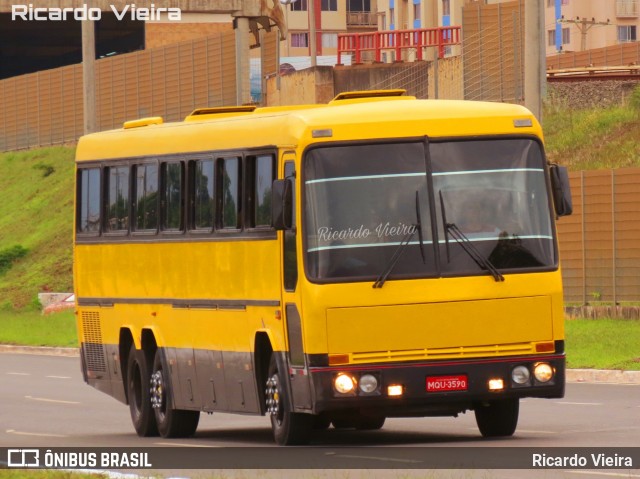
top-left (280, 153), bottom-right (313, 413)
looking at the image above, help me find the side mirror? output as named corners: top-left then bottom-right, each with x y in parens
top-left (272, 178), bottom-right (293, 230)
top-left (549, 164), bottom-right (573, 217)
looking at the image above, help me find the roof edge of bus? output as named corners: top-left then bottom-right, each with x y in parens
top-left (331, 89), bottom-right (409, 102)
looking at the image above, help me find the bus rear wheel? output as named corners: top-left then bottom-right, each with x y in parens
top-left (150, 349), bottom-right (200, 438)
top-left (265, 355), bottom-right (313, 445)
top-left (126, 344), bottom-right (158, 437)
top-left (474, 398), bottom-right (519, 437)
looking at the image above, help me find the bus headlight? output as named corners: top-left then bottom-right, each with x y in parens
top-left (534, 363), bottom-right (554, 383)
top-left (358, 374), bottom-right (378, 394)
top-left (512, 365), bottom-right (531, 385)
top-left (334, 374), bottom-right (356, 394)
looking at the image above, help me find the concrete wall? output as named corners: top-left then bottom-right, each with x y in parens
top-left (333, 62), bottom-right (429, 99)
top-left (265, 66), bottom-right (334, 106)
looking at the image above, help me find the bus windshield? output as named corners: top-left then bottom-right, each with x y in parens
top-left (304, 138), bottom-right (555, 282)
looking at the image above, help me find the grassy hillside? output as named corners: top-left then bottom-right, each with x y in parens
top-left (0, 99), bottom-right (638, 310)
top-left (0, 146), bottom-right (75, 309)
top-left (543, 104), bottom-right (640, 170)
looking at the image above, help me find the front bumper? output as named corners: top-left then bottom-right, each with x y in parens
top-left (309, 354), bottom-right (565, 416)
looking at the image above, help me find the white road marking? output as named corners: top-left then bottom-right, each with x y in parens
top-left (154, 442), bottom-right (221, 448)
top-left (6, 429), bottom-right (68, 438)
top-left (327, 453), bottom-right (423, 464)
top-left (46, 375), bottom-right (71, 379)
top-left (7, 372), bottom-right (30, 376)
top-left (567, 472), bottom-right (640, 478)
top-left (25, 395), bottom-right (80, 405)
top-left (555, 401), bottom-right (603, 406)
top-left (515, 429), bottom-right (557, 434)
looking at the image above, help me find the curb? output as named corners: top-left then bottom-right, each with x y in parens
top-left (0, 344), bottom-right (79, 357)
top-left (566, 368), bottom-right (640, 385)
top-left (1, 346), bottom-right (639, 385)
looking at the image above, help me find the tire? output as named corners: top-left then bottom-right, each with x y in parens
top-left (355, 415), bottom-right (386, 431)
top-left (313, 414), bottom-right (332, 430)
top-left (474, 398), bottom-right (519, 437)
top-left (265, 355), bottom-right (313, 445)
top-left (150, 349), bottom-right (200, 438)
top-left (126, 344), bottom-right (158, 437)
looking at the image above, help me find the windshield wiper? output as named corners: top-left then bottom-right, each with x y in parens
top-left (373, 191), bottom-right (426, 289)
top-left (439, 190), bottom-right (504, 282)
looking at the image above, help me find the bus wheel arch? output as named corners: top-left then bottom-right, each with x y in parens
top-left (150, 348), bottom-right (200, 438)
top-left (254, 332), bottom-right (273, 415)
top-left (119, 328), bottom-right (134, 404)
top-left (266, 353), bottom-right (313, 445)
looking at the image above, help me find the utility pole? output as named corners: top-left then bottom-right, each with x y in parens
top-left (558, 17), bottom-right (611, 51)
top-left (524, 0), bottom-right (544, 121)
top-left (308, 0), bottom-right (318, 67)
top-left (81, 20), bottom-right (97, 134)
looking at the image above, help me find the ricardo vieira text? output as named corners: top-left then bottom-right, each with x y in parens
top-left (12, 4), bottom-right (181, 21)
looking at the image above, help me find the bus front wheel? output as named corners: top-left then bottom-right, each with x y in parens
top-left (265, 355), bottom-right (313, 445)
top-left (150, 349), bottom-right (200, 438)
top-left (126, 344), bottom-right (158, 437)
top-left (474, 398), bottom-right (519, 437)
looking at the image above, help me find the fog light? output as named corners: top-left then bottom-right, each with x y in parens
top-left (534, 363), bottom-right (554, 383)
top-left (488, 378), bottom-right (504, 391)
top-left (334, 374), bottom-right (356, 394)
top-left (359, 374), bottom-right (378, 394)
top-left (512, 365), bottom-right (531, 385)
top-left (387, 384), bottom-right (403, 396)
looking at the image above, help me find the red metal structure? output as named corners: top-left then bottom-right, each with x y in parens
top-left (337, 26), bottom-right (462, 65)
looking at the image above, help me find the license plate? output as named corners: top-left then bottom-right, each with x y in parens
top-left (426, 374), bottom-right (468, 392)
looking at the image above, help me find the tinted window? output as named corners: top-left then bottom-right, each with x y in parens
top-left (252, 155), bottom-right (274, 228)
top-left (218, 157), bottom-right (240, 229)
top-left (192, 159), bottom-right (215, 230)
top-left (162, 162), bottom-right (183, 231)
top-left (134, 163), bottom-right (158, 231)
top-left (78, 168), bottom-right (101, 234)
top-left (105, 166), bottom-right (129, 232)
top-left (304, 142), bottom-right (434, 281)
top-left (432, 139), bottom-right (555, 273)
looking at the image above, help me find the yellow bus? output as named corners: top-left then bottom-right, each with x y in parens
top-left (74, 90), bottom-right (573, 445)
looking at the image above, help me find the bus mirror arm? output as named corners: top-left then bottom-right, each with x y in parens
top-left (272, 178), bottom-right (293, 231)
top-left (549, 164), bottom-right (573, 218)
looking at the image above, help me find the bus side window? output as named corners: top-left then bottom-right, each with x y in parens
top-left (283, 161), bottom-right (297, 291)
top-left (217, 157), bottom-right (241, 230)
top-left (133, 163), bottom-right (159, 232)
top-left (190, 159), bottom-right (215, 231)
top-left (247, 154), bottom-right (275, 229)
top-left (105, 165), bottom-right (130, 233)
top-left (161, 161), bottom-right (184, 232)
top-left (77, 167), bottom-right (101, 235)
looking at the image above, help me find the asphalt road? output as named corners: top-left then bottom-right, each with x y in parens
top-left (1, 352), bottom-right (639, 478)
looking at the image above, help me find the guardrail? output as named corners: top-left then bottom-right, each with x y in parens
top-left (337, 26), bottom-right (462, 65)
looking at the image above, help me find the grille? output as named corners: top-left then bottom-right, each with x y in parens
top-left (350, 342), bottom-right (536, 364)
top-left (82, 311), bottom-right (106, 372)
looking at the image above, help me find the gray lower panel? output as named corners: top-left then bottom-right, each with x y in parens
top-left (82, 343), bottom-right (262, 414)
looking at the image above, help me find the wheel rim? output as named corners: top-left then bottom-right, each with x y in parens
top-left (265, 373), bottom-right (283, 426)
top-left (150, 368), bottom-right (167, 422)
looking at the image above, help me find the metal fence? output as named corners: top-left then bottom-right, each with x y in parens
top-left (558, 168), bottom-right (640, 304)
top-left (462, 0), bottom-right (524, 103)
top-left (547, 41), bottom-right (640, 70)
top-left (0, 30), bottom-right (237, 151)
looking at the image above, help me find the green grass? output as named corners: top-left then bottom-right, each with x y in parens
top-left (0, 310), bottom-right (77, 347)
top-left (565, 318), bottom-right (640, 370)
top-left (543, 104), bottom-right (640, 170)
top-left (0, 472), bottom-right (107, 479)
top-left (0, 146), bottom-right (75, 310)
